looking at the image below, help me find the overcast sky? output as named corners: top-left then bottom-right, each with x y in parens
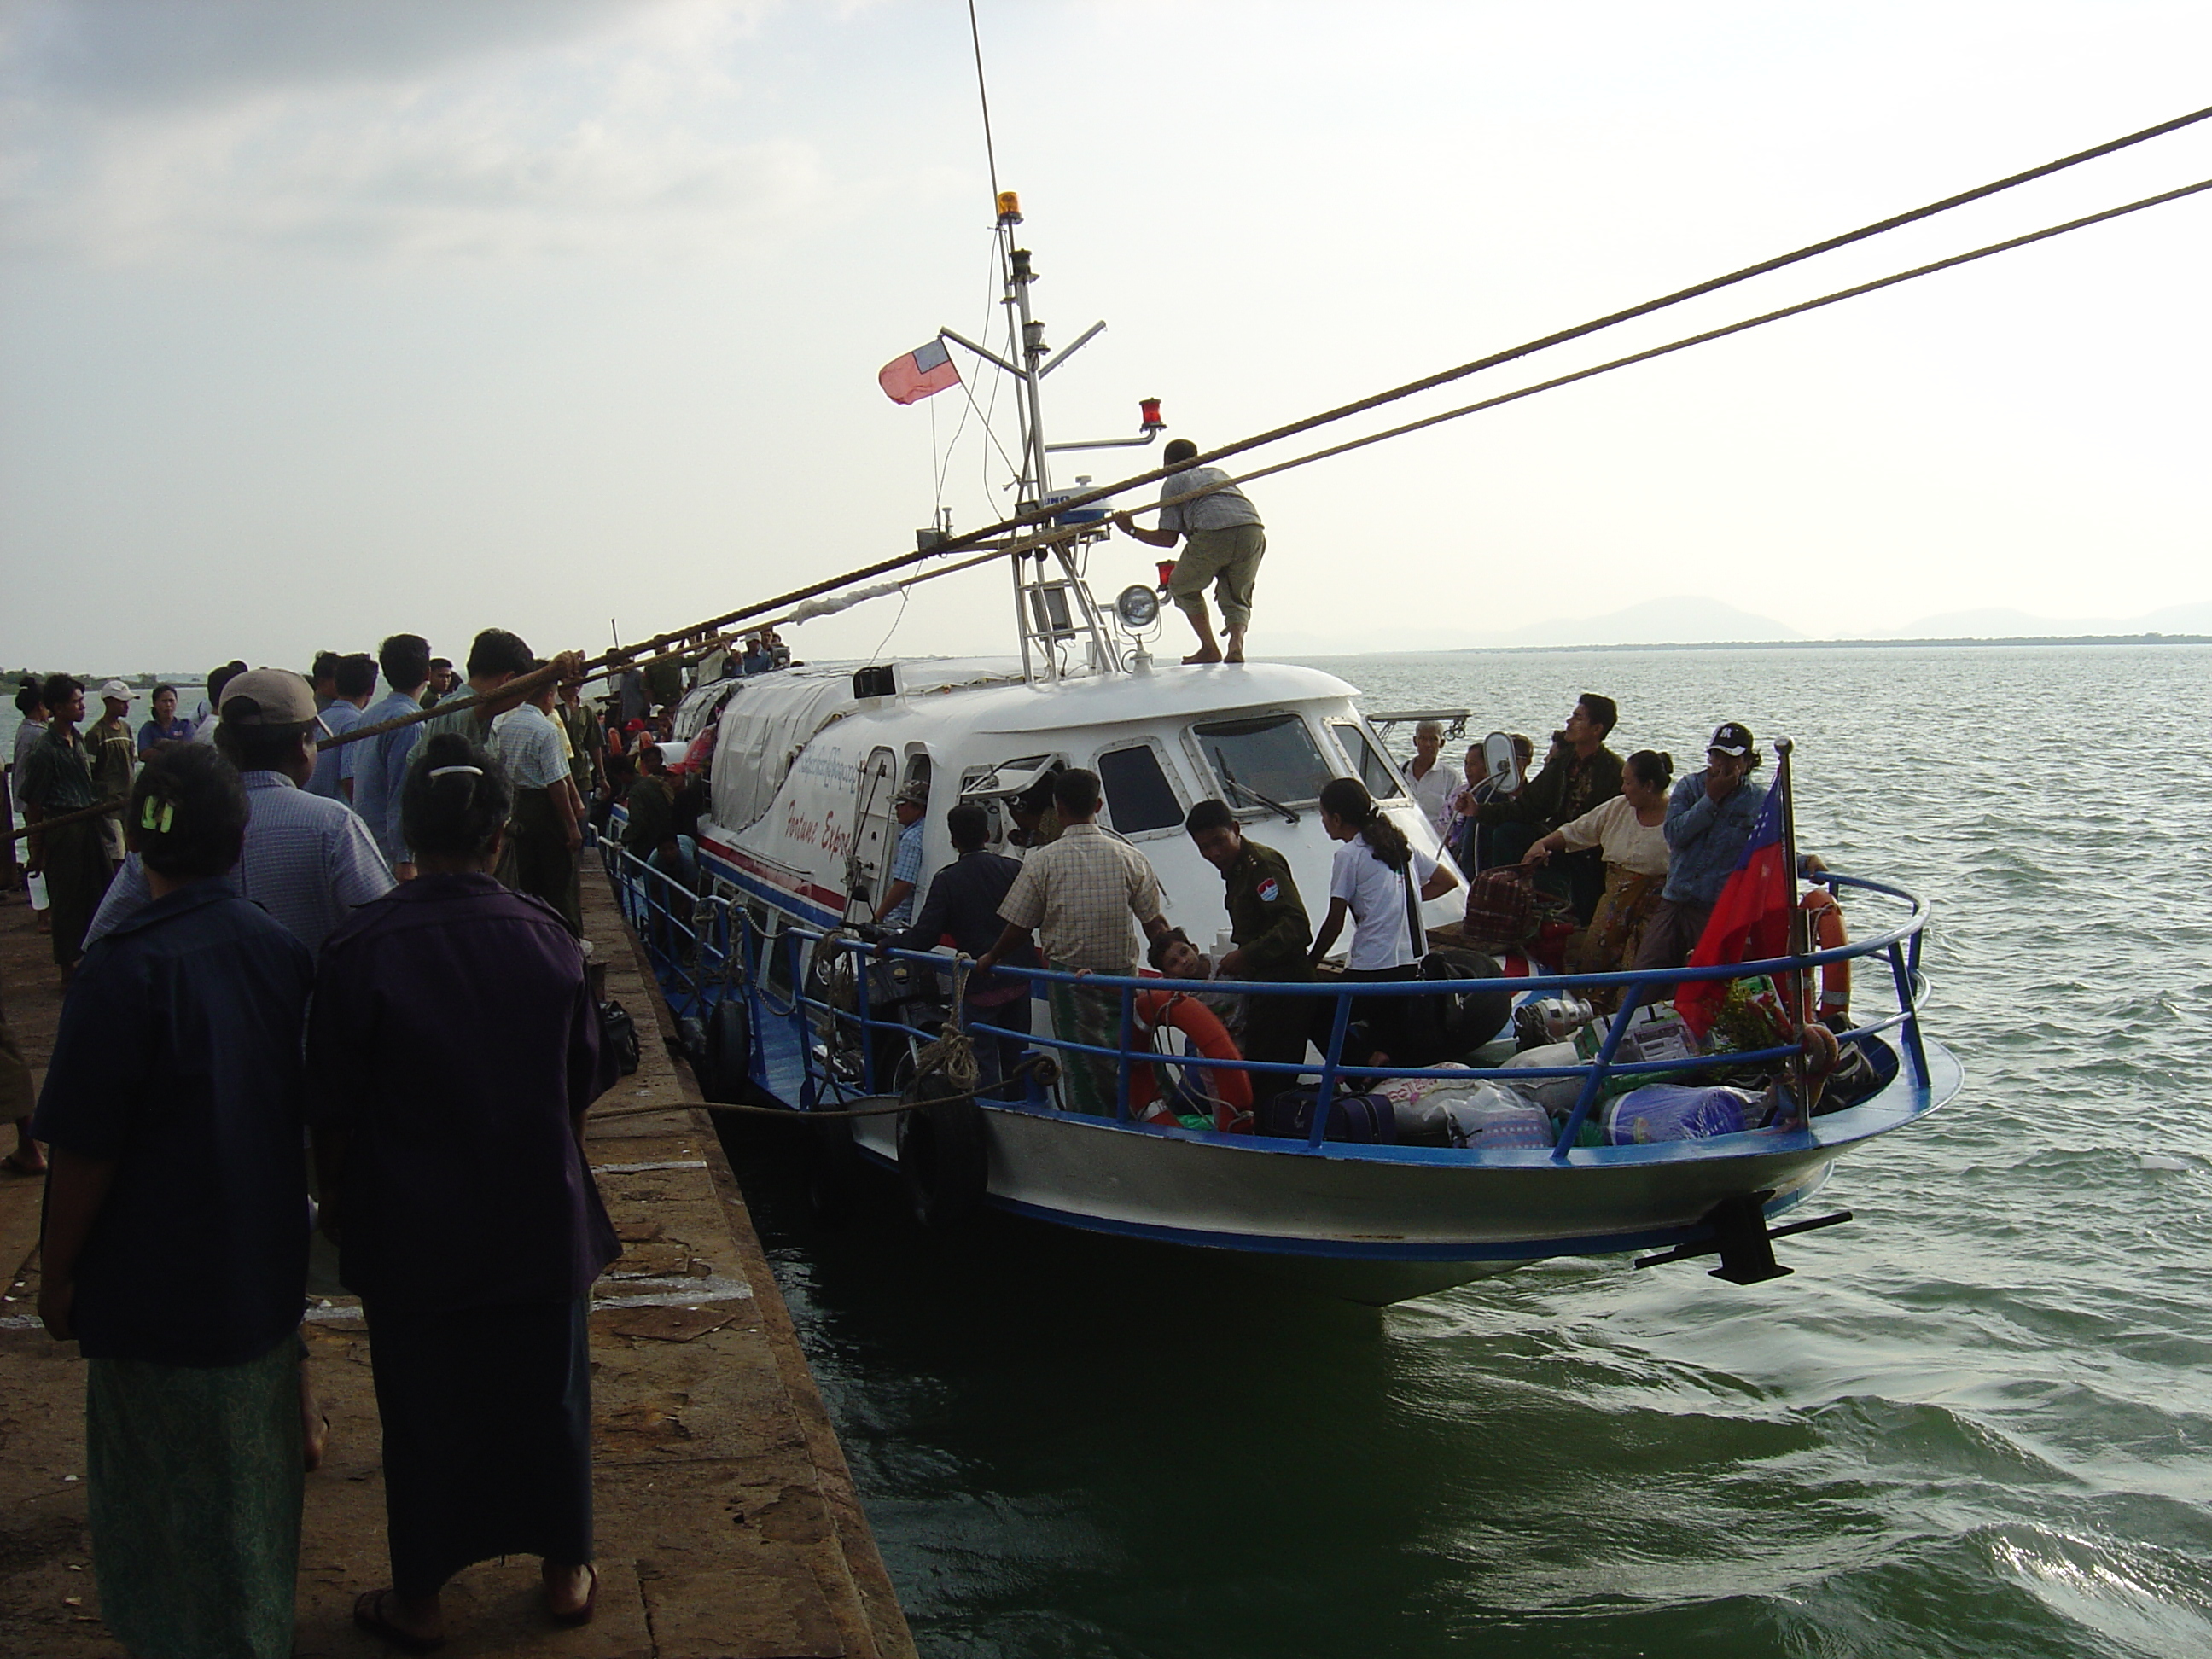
top-left (3, 0), bottom-right (2208, 672)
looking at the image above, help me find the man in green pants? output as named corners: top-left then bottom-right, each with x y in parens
top-left (1112, 438), bottom-right (1266, 664)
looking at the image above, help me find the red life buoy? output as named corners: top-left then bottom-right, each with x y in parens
top-left (1801, 888), bottom-right (1850, 1021)
top-left (1124, 987), bottom-right (1255, 1132)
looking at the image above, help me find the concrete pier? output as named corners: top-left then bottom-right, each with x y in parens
top-left (0, 870), bottom-right (914, 1658)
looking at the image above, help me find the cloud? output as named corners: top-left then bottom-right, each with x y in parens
top-left (0, 0), bottom-right (846, 263)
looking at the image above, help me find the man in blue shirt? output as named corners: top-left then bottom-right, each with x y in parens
top-left (346, 633), bottom-right (434, 877)
top-left (1634, 721), bottom-right (1767, 973)
top-left (86, 669), bottom-right (393, 959)
top-left (307, 653), bottom-right (375, 800)
top-left (870, 783), bottom-right (928, 928)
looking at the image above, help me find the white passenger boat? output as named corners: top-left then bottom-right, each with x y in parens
top-left (606, 196), bottom-right (1962, 1305)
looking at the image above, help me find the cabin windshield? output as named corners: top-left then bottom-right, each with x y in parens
top-left (1330, 720), bottom-right (1406, 802)
top-left (1191, 713), bottom-right (1333, 808)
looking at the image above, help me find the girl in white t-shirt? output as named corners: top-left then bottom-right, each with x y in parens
top-left (1308, 777), bottom-right (1461, 1064)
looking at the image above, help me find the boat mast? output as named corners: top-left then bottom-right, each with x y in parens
top-left (990, 191), bottom-right (1118, 684)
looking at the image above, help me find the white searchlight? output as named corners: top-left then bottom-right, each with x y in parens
top-left (1114, 584), bottom-right (1161, 630)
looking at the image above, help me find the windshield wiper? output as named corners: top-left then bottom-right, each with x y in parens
top-left (1224, 777), bottom-right (1300, 825)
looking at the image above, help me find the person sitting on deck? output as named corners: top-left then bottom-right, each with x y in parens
top-left (1473, 694), bottom-right (1622, 922)
top-left (35, 743), bottom-right (317, 1659)
top-left (1522, 748), bottom-right (1674, 998)
top-left (1632, 721), bottom-right (1826, 975)
top-left (975, 768), bottom-right (1173, 1115)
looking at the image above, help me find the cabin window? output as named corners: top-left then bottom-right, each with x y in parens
top-left (1097, 742), bottom-right (1184, 835)
top-left (1190, 713), bottom-right (1333, 810)
top-left (1331, 721), bottom-right (1406, 801)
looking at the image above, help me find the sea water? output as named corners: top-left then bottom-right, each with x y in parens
top-left (733, 644), bottom-right (2212, 1658)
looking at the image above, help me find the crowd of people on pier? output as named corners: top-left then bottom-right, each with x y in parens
top-left (0, 623), bottom-right (760, 1656)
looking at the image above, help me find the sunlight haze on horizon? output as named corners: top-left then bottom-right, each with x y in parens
top-left (3, 0), bottom-right (2209, 673)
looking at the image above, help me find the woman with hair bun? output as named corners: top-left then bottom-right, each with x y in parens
top-left (1523, 749), bottom-right (1674, 994)
top-left (33, 743), bottom-right (317, 1659)
top-left (1307, 777), bottom-right (1460, 1063)
top-left (306, 732), bottom-right (620, 1649)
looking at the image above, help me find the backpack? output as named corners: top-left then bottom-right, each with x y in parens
top-left (598, 998), bottom-right (643, 1076)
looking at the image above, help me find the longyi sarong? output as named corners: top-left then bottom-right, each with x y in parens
top-left (364, 1296), bottom-right (595, 1597)
top-left (86, 1336), bottom-right (304, 1659)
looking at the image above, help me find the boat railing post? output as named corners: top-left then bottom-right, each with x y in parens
top-left (788, 922), bottom-right (821, 1112)
top-left (1306, 985), bottom-right (1356, 1148)
top-left (1551, 978), bottom-right (1647, 1157)
top-left (1115, 981), bottom-right (1135, 1122)
top-left (1889, 941), bottom-right (1930, 1088)
top-left (855, 935), bottom-right (878, 1094)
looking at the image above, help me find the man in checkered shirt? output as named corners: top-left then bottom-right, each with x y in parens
top-left (977, 769), bottom-right (1172, 1114)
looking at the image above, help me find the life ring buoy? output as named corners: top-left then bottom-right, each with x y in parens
top-left (1125, 987), bottom-right (1254, 1133)
top-left (1801, 888), bottom-right (1850, 1022)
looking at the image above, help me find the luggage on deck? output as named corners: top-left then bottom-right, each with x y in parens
top-left (1258, 1088), bottom-right (1397, 1144)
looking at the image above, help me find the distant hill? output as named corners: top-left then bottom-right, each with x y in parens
top-left (1270, 594), bottom-right (2212, 655)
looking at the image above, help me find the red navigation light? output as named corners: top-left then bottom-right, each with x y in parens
top-left (1156, 561), bottom-right (1178, 591)
top-left (1138, 398), bottom-right (1162, 429)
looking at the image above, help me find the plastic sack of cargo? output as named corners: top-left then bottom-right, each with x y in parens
top-left (1372, 1062), bottom-right (1471, 1112)
top-left (1417, 1082), bottom-right (1555, 1151)
top-left (1601, 1085), bottom-right (1763, 1146)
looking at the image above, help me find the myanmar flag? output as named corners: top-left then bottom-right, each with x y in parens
top-left (878, 338), bottom-right (960, 405)
top-left (1674, 785), bottom-right (1793, 1041)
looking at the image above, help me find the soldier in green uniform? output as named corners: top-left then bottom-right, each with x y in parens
top-left (1182, 799), bottom-right (1313, 1079)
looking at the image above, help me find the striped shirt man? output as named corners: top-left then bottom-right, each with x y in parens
top-left (84, 771), bottom-right (394, 960)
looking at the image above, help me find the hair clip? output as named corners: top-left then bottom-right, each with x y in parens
top-left (428, 765), bottom-right (485, 780)
top-left (137, 797), bottom-right (175, 834)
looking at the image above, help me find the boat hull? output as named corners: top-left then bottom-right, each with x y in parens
top-left (847, 1035), bottom-right (1958, 1302)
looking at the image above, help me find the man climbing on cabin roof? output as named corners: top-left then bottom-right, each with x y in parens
top-left (1112, 439), bottom-right (1266, 666)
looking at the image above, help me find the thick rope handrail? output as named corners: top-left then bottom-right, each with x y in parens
top-left (590, 102), bottom-right (2212, 666)
top-left (312, 111), bottom-right (2212, 755)
top-left (1176, 175), bottom-right (2212, 518)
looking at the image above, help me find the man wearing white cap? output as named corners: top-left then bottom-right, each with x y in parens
top-left (86, 681), bottom-right (138, 869)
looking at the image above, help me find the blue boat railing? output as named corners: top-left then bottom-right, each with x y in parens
top-left (599, 843), bottom-right (1936, 1157)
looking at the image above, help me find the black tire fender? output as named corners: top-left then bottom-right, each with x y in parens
top-left (701, 997), bottom-right (753, 1103)
top-left (897, 1072), bottom-right (991, 1231)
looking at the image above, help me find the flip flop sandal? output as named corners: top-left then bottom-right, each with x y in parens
top-left (353, 1589), bottom-right (445, 1655)
top-left (550, 1564), bottom-right (599, 1629)
top-left (2, 1150), bottom-right (45, 1177)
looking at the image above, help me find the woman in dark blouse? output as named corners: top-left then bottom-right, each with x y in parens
top-left (308, 733), bottom-right (619, 1650)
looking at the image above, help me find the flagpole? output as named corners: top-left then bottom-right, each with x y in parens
top-left (1775, 736), bottom-right (1807, 1029)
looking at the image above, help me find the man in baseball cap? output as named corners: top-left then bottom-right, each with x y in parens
top-left (870, 781), bottom-right (930, 928)
top-left (86, 668), bottom-right (393, 963)
top-left (87, 682), bottom-right (140, 868)
top-left (1631, 719), bottom-right (1770, 975)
